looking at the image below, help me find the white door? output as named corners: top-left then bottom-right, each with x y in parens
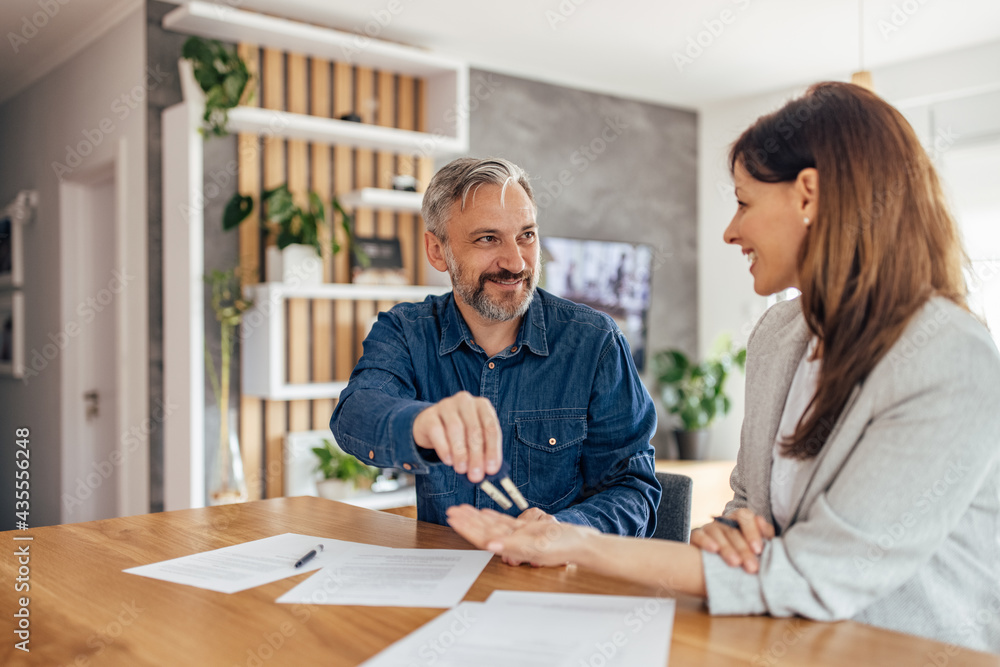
top-left (61, 166), bottom-right (119, 522)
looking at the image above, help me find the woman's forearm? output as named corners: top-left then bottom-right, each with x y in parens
top-left (575, 533), bottom-right (708, 598)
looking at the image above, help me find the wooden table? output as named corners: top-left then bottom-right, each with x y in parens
top-left (2, 497), bottom-right (995, 666)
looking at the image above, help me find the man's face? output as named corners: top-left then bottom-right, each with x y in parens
top-left (437, 182), bottom-right (540, 322)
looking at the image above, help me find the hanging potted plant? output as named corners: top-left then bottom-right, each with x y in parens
top-left (179, 36), bottom-right (253, 137)
top-left (653, 334), bottom-right (746, 460)
top-left (204, 268), bottom-right (254, 504)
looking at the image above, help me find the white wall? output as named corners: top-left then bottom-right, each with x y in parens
top-left (698, 39), bottom-right (1000, 461)
top-left (0, 8), bottom-right (148, 528)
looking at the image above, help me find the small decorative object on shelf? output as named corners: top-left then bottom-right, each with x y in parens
top-left (204, 268), bottom-right (253, 504)
top-left (654, 334), bottom-right (746, 460)
top-left (180, 36), bottom-right (253, 137)
top-left (391, 174), bottom-right (418, 192)
top-left (351, 237), bottom-right (406, 286)
top-left (312, 438), bottom-right (380, 501)
top-left (339, 112), bottom-right (362, 123)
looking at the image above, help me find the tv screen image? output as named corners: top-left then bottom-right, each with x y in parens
top-left (540, 237), bottom-right (653, 371)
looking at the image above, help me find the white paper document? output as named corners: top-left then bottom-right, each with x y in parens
top-left (277, 547), bottom-right (493, 608)
top-left (123, 532), bottom-right (359, 594)
top-left (359, 591), bottom-right (676, 667)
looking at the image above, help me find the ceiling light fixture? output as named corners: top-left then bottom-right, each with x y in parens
top-left (850, 0), bottom-right (875, 90)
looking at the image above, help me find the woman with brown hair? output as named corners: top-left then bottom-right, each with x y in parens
top-left (446, 82), bottom-right (1000, 652)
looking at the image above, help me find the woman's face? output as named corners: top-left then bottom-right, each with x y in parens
top-left (724, 160), bottom-right (812, 296)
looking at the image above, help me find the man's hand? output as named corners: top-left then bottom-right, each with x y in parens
top-left (412, 391), bottom-right (502, 483)
top-left (689, 508), bottom-right (775, 574)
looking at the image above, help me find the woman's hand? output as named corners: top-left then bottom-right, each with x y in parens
top-left (446, 505), bottom-right (598, 567)
top-left (689, 508), bottom-right (775, 574)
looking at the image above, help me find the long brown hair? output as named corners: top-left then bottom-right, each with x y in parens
top-left (730, 82), bottom-right (969, 459)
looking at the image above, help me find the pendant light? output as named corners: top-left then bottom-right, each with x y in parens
top-left (850, 0), bottom-right (875, 90)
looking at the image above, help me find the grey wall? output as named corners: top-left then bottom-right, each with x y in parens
top-left (468, 69), bottom-right (697, 455)
top-left (147, 0), bottom-right (240, 511)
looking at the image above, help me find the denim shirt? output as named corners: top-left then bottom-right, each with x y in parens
top-left (330, 288), bottom-right (660, 536)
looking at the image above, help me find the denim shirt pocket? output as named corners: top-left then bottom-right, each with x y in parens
top-left (511, 412), bottom-right (586, 509)
top-left (416, 464), bottom-right (457, 497)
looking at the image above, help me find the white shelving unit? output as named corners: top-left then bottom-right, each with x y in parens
top-left (163, 2), bottom-right (469, 155)
top-left (241, 283), bottom-right (450, 400)
top-left (161, 4), bottom-right (466, 509)
top-left (339, 188), bottom-right (423, 213)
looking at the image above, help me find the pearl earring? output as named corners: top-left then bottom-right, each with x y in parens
top-left (803, 216), bottom-right (811, 226)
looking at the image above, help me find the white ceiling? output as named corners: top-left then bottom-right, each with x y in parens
top-left (3, 0), bottom-right (1000, 108)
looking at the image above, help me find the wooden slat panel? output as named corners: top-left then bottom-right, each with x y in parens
top-left (238, 43), bottom-right (263, 500)
top-left (332, 62), bottom-right (355, 383)
top-left (415, 78), bottom-right (433, 286)
top-left (264, 399), bottom-right (286, 499)
top-left (311, 56), bottom-right (335, 428)
top-left (397, 75), bottom-right (417, 284)
top-left (353, 67), bottom-right (377, 365)
top-left (286, 53), bottom-right (311, 450)
top-left (376, 71), bottom-right (396, 314)
top-left (262, 47), bottom-right (286, 498)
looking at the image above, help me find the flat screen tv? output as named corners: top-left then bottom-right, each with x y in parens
top-left (540, 237), bottom-right (653, 371)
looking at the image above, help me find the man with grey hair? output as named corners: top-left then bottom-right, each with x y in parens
top-left (331, 157), bottom-right (660, 545)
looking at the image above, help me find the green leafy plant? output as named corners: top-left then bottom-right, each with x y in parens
top-left (654, 334), bottom-right (746, 432)
top-left (312, 440), bottom-right (380, 482)
top-left (261, 185), bottom-right (326, 256)
top-left (182, 36), bottom-right (253, 137)
top-left (221, 188), bottom-right (368, 265)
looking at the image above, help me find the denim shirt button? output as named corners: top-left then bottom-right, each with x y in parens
top-left (511, 346), bottom-right (518, 353)
top-left (488, 362), bottom-right (495, 369)
top-left (403, 463), bottom-right (412, 470)
top-left (548, 437), bottom-right (556, 445)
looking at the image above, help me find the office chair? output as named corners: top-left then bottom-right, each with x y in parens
top-left (652, 472), bottom-right (693, 543)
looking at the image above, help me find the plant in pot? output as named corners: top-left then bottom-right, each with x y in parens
top-left (653, 335), bottom-right (746, 460)
top-left (312, 439), bottom-right (380, 500)
top-left (204, 268), bottom-right (254, 504)
top-left (223, 187), bottom-right (366, 285)
top-left (180, 36), bottom-right (253, 137)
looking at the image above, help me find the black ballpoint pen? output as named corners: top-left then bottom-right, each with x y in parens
top-left (712, 515), bottom-right (741, 530)
top-left (294, 544), bottom-right (324, 568)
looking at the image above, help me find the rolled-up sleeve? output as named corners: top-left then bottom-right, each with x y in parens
top-left (330, 311), bottom-right (437, 473)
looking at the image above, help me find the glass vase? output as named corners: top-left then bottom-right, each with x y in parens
top-left (206, 408), bottom-right (248, 505)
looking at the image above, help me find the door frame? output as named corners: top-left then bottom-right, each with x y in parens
top-left (59, 138), bottom-right (148, 520)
